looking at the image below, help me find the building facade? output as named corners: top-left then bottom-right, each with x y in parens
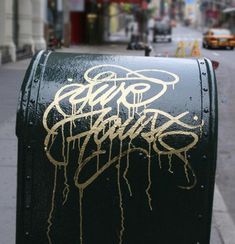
top-left (196, 0), bottom-right (235, 30)
top-left (0, 0), bottom-right (46, 64)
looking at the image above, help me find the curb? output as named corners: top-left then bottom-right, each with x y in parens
top-left (213, 184), bottom-right (235, 244)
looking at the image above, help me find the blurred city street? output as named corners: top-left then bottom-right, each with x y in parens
top-left (1, 0), bottom-right (235, 243)
top-left (0, 23), bottom-right (235, 243)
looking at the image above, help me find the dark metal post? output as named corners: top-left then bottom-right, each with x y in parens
top-left (144, 45), bottom-right (152, 56)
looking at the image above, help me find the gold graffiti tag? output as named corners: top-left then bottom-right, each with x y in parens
top-left (43, 64), bottom-right (204, 244)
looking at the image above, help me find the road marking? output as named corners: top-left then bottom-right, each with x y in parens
top-left (173, 37), bottom-right (202, 42)
top-left (213, 52), bottom-right (220, 56)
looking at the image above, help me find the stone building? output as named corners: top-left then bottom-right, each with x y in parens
top-left (0, 0), bottom-right (46, 64)
top-left (195, 0), bottom-right (235, 30)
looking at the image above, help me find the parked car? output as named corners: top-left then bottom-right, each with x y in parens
top-left (152, 19), bottom-right (172, 43)
top-left (202, 28), bottom-right (235, 50)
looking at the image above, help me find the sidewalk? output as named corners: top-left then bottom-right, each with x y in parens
top-left (0, 51), bottom-right (234, 244)
top-left (108, 28), bottom-right (130, 43)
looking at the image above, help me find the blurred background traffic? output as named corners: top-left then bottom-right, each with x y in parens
top-left (0, 0), bottom-right (235, 62)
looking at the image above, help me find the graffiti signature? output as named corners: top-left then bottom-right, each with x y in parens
top-left (43, 65), bottom-right (204, 244)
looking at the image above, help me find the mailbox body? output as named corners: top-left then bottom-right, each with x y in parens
top-left (16, 51), bottom-right (217, 244)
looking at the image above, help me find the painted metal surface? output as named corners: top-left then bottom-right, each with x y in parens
top-left (16, 51), bottom-right (218, 244)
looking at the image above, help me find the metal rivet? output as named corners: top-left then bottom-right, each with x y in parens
top-left (25, 231), bottom-right (30, 236)
top-left (187, 154), bottom-right (191, 159)
top-left (202, 72), bottom-right (206, 76)
top-left (34, 79), bottom-right (38, 83)
top-left (29, 121), bottom-right (33, 126)
top-left (26, 205), bottom-right (30, 209)
top-left (202, 155), bottom-right (207, 160)
top-left (26, 175), bottom-right (31, 180)
top-left (200, 185), bottom-right (205, 189)
top-left (198, 214), bottom-right (203, 219)
top-left (27, 145), bottom-right (31, 149)
top-left (203, 88), bottom-right (208, 92)
top-left (204, 108), bottom-right (209, 113)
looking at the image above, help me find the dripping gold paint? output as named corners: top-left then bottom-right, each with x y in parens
top-left (43, 65), bottom-right (204, 244)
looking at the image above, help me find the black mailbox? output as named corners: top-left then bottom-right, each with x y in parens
top-left (16, 51), bottom-right (218, 244)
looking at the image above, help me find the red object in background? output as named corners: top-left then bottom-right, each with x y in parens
top-left (70, 12), bottom-right (86, 45)
top-left (141, 1), bottom-right (148, 9)
top-left (206, 9), bottom-right (219, 18)
top-left (212, 60), bottom-right (220, 70)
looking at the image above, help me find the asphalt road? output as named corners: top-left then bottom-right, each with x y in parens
top-left (204, 35), bottom-right (235, 224)
top-left (152, 24), bottom-right (235, 223)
